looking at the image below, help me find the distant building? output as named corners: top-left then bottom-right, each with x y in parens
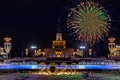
top-left (44, 32), bottom-right (74, 58)
top-left (108, 37), bottom-right (120, 59)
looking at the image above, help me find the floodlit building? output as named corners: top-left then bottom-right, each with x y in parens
top-left (44, 32), bottom-right (74, 58)
top-left (0, 47), bottom-right (6, 58)
top-left (108, 37), bottom-right (120, 59)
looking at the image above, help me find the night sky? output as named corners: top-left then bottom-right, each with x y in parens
top-left (0, 0), bottom-right (120, 50)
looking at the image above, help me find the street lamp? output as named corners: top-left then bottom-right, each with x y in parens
top-left (4, 36), bottom-right (12, 62)
top-left (80, 46), bottom-right (85, 57)
top-left (80, 46), bottom-right (85, 49)
top-left (25, 49), bottom-right (29, 57)
top-left (30, 45), bottom-right (37, 57)
top-left (31, 46), bottom-right (37, 49)
top-left (89, 48), bottom-right (92, 56)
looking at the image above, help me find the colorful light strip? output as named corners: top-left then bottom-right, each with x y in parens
top-left (0, 64), bottom-right (120, 70)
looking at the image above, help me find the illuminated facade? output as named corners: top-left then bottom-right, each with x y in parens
top-left (0, 47), bottom-right (4, 55)
top-left (108, 37), bottom-right (120, 59)
top-left (52, 33), bottom-right (66, 49)
top-left (0, 36), bottom-right (12, 58)
top-left (44, 32), bottom-right (74, 58)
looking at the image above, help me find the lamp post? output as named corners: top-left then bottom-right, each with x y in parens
top-left (25, 49), bottom-right (29, 57)
top-left (4, 36), bottom-right (12, 62)
top-left (80, 46), bottom-right (85, 57)
top-left (30, 45), bottom-right (37, 57)
top-left (89, 48), bottom-right (92, 57)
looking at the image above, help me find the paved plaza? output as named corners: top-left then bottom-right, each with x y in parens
top-left (0, 72), bottom-right (120, 80)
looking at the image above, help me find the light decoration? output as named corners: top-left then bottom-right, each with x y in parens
top-left (25, 49), bottom-right (29, 56)
top-left (67, 1), bottom-right (110, 45)
top-left (4, 36), bottom-right (12, 60)
top-left (55, 51), bottom-right (62, 58)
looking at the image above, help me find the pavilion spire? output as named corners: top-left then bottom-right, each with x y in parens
top-left (57, 16), bottom-right (61, 33)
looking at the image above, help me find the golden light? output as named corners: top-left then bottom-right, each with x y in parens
top-left (4, 36), bottom-right (12, 43)
top-left (89, 48), bottom-right (92, 55)
top-left (55, 51), bottom-right (62, 58)
top-left (0, 47), bottom-right (4, 55)
top-left (108, 37), bottom-right (116, 43)
top-left (25, 49), bottom-right (29, 56)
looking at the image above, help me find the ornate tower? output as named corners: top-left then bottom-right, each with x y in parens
top-left (108, 37), bottom-right (116, 58)
top-left (4, 36), bottom-right (12, 60)
top-left (4, 36), bottom-right (12, 53)
top-left (44, 19), bottom-right (74, 59)
top-left (52, 32), bottom-right (66, 49)
top-left (52, 25), bottom-right (66, 49)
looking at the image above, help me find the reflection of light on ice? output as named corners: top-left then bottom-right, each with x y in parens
top-left (79, 65), bottom-right (85, 69)
top-left (31, 65), bottom-right (37, 69)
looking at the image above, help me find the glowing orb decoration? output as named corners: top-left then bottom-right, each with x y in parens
top-left (67, 1), bottom-right (111, 45)
top-left (47, 63), bottom-right (58, 75)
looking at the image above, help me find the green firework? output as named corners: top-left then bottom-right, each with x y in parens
top-left (67, 1), bottom-right (110, 45)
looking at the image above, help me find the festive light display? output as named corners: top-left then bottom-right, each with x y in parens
top-left (67, 1), bottom-right (110, 45)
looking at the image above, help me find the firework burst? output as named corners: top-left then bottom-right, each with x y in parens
top-left (67, 1), bottom-right (111, 45)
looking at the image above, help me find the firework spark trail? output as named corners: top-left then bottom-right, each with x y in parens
top-left (67, 1), bottom-right (110, 45)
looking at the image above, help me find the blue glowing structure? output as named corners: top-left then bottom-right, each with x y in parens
top-left (0, 64), bottom-right (120, 70)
